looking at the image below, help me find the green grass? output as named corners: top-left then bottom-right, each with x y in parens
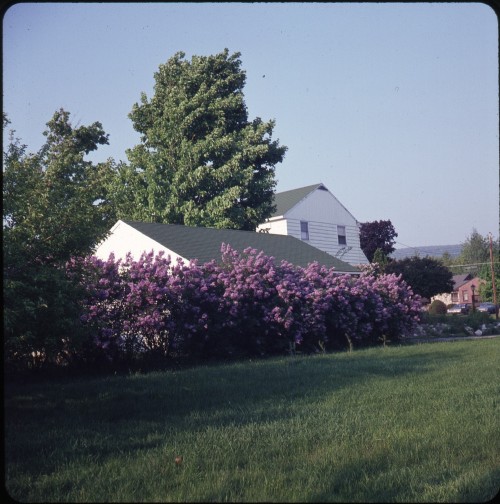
top-left (5, 339), bottom-right (500, 502)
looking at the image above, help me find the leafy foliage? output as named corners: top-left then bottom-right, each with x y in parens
top-left (68, 246), bottom-right (422, 367)
top-left (3, 110), bottom-right (116, 370)
top-left (111, 49), bottom-right (287, 230)
top-left (371, 247), bottom-right (390, 271)
top-left (457, 228), bottom-right (491, 270)
top-left (3, 109), bottom-right (115, 264)
top-left (478, 262), bottom-right (499, 304)
top-left (359, 220), bottom-right (398, 263)
top-left (385, 256), bottom-right (454, 300)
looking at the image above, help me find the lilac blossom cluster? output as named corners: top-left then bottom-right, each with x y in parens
top-left (68, 245), bottom-right (422, 363)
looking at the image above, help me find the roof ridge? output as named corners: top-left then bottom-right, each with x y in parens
top-left (275, 183), bottom-right (324, 195)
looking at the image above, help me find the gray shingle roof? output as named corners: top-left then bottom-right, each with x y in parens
top-left (271, 183), bottom-right (325, 217)
top-left (452, 274), bottom-right (472, 290)
top-left (123, 220), bottom-right (359, 272)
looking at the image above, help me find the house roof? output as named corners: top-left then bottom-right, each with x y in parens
top-left (452, 274), bottom-right (473, 290)
top-left (456, 277), bottom-right (482, 291)
top-left (271, 183), bottom-right (326, 217)
top-left (123, 220), bottom-right (359, 272)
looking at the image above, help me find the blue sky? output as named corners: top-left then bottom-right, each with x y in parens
top-left (3, 2), bottom-right (498, 248)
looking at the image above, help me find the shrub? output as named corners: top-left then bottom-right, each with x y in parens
top-left (428, 299), bottom-right (447, 315)
top-left (465, 311), bottom-right (495, 329)
top-left (68, 245), bottom-right (423, 366)
top-left (4, 263), bottom-right (95, 373)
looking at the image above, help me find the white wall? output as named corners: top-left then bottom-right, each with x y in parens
top-left (256, 218), bottom-right (288, 235)
top-left (284, 188), bottom-right (369, 265)
top-left (287, 219), bottom-right (368, 265)
top-left (94, 220), bottom-right (185, 264)
top-left (285, 187), bottom-right (355, 224)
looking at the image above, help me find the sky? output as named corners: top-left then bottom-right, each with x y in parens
top-left (2, 2), bottom-right (498, 249)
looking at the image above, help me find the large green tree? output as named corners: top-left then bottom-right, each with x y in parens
top-left (3, 110), bottom-right (116, 369)
top-left (112, 49), bottom-right (287, 230)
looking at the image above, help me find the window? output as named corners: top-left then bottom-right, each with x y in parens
top-left (451, 292), bottom-right (459, 302)
top-left (463, 291), bottom-right (469, 302)
top-left (337, 225), bottom-right (347, 245)
top-left (300, 221), bottom-right (309, 240)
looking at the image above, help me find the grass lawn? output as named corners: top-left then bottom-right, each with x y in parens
top-left (4, 338), bottom-right (500, 502)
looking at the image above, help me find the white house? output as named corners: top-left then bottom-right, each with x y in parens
top-left (94, 220), bottom-right (360, 274)
top-left (256, 183), bottom-right (369, 265)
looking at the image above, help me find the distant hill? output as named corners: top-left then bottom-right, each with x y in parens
top-left (390, 244), bottom-right (462, 261)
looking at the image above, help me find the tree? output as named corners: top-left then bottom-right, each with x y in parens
top-left (111, 49), bottom-right (287, 230)
top-left (384, 256), bottom-right (454, 300)
top-left (3, 110), bottom-right (116, 369)
top-left (3, 109), bottom-right (115, 264)
top-left (371, 247), bottom-right (390, 272)
top-left (477, 234), bottom-right (499, 303)
top-left (440, 251), bottom-right (455, 268)
top-left (453, 228), bottom-right (491, 275)
top-left (478, 263), bottom-right (499, 303)
top-left (359, 220), bottom-right (398, 263)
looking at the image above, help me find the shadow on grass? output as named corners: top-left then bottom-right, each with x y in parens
top-left (309, 451), bottom-right (396, 502)
top-left (4, 344), bottom-right (472, 477)
top-left (310, 453), bottom-right (500, 503)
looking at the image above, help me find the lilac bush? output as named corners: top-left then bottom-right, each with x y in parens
top-left (69, 252), bottom-right (222, 361)
top-left (68, 245), bottom-right (422, 364)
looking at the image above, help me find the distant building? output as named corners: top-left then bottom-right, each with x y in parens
top-left (432, 274), bottom-right (483, 306)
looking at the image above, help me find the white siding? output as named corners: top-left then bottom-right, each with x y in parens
top-left (94, 220), bottom-right (185, 263)
top-left (287, 218), bottom-right (368, 265)
top-left (276, 187), bottom-right (369, 265)
top-left (285, 187), bottom-right (355, 224)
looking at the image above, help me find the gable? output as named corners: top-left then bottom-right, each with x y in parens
top-left (270, 183), bottom-right (359, 226)
top-left (94, 221), bottom-right (185, 264)
top-left (271, 184), bottom-right (325, 217)
top-left (285, 186), bottom-right (359, 225)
